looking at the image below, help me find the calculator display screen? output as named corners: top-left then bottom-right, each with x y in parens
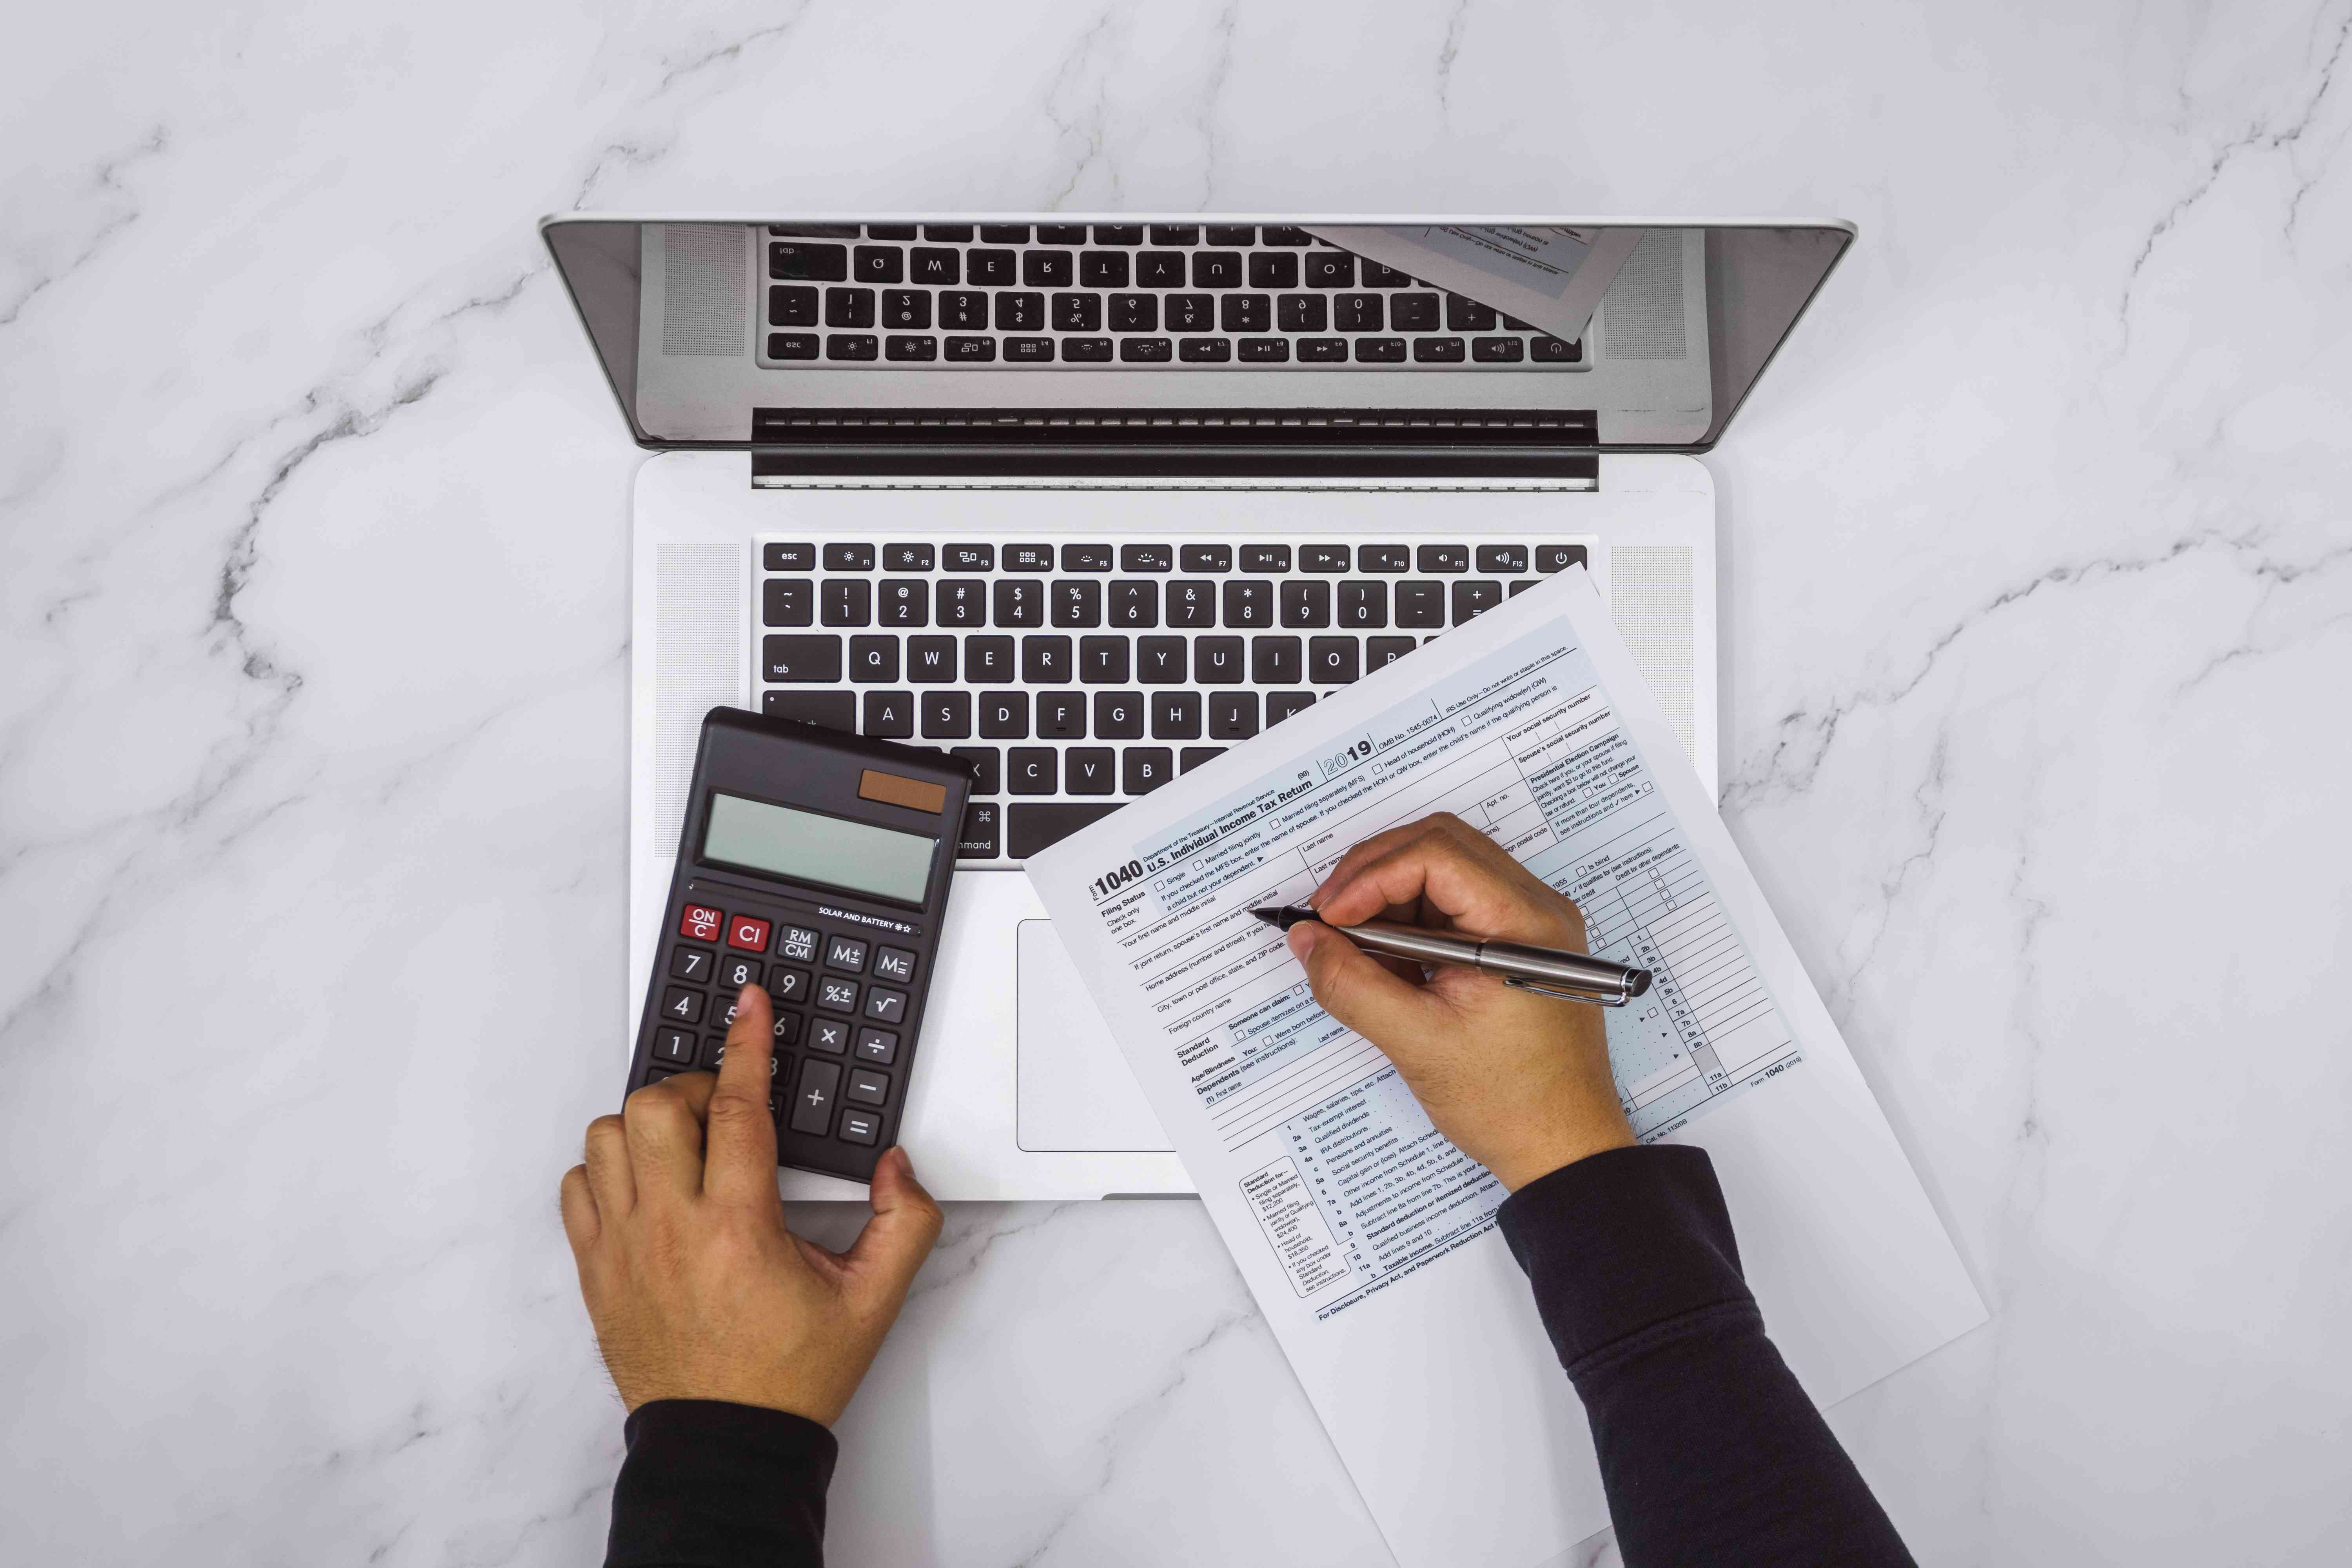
top-left (701, 793), bottom-right (936, 904)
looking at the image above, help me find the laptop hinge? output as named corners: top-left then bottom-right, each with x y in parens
top-left (751, 446), bottom-right (1597, 483)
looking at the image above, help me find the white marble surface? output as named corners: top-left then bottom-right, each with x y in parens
top-left (4, 2), bottom-right (2350, 1562)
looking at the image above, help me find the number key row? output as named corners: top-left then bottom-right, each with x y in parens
top-left (766, 576), bottom-right (1529, 629)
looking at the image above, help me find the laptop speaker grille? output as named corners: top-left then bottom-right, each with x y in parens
top-left (653, 542), bottom-right (744, 857)
top-left (1610, 545), bottom-right (1695, 762)
top-left (661, 225), bottom-right (749, 358)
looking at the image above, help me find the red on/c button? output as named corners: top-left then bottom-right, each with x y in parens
top-left (679, 904), bottom-right (724, 942)
top-left (727, 915), bottom-right (773, 952)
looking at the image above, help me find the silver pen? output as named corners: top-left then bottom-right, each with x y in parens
top-left (1251, 905), bottom-right (1652, 1006)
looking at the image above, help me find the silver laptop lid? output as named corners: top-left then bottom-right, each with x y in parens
top-left (543, 215), bottom-right (1851, 478)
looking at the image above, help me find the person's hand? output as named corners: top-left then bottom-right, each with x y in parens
top-left (1289, 813), bottom-right (1635, 1191)
top-left (559, 983), bottom-right (943, 1425)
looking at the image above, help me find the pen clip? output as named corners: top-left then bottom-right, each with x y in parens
top-left (1503, 974), bottom-right (1633, 1007)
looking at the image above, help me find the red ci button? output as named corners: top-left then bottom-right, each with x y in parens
top-left (727, 914), bottom-right (773, 952)
top-left (679, 904), bottom-right (724, 942)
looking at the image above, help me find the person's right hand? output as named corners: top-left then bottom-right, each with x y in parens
top-left (1288, 813), bottom-right (1636, 1191)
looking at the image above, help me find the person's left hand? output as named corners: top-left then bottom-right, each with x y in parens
top-left (560, 983), bottom-right (942, 1426)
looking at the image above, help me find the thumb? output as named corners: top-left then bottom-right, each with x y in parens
top-left (1289, 921), bottom-right (1451, 1066)
top-left (840, 1146), bottom-right (945, 1310)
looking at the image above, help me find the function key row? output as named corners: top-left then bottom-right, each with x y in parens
top-left (764, 542), bottom-right (1588, 574)
top-left (769, 223), bottom-right (1317, 248)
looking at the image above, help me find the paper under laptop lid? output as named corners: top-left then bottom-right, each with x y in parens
top-left (542, 214), bottom-right (1853, 478)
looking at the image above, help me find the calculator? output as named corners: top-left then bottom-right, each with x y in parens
top-left (628, 706), bottom-right (971, 1183)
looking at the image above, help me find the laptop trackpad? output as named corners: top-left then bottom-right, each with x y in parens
top-left (1015, 920), bottom-right (1174, 1153)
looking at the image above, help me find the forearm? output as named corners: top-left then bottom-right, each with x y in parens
top-left (1498, 1146), bottom-right (1914, 1568)
top-left (606, 1399), bottom-right (835, 1568)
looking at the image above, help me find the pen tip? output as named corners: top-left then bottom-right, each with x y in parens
top-left (1250, 907), bottom-right (1282, 927)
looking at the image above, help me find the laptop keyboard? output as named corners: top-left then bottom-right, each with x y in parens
top-left (757, 534), bottom-right (1592, 864)
top-left (759, 225), bottom-right (1588, 370)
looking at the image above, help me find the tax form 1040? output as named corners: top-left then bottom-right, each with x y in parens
top-left (1026, 567), bottom-right (1985, 1568)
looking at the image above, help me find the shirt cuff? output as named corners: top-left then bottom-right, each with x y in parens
top-left (1495, 1143), bottom-right (1755, 1370)
top-left (607, 1399), bottom-right (837, 1568)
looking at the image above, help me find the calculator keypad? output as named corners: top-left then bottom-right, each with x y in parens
top-left (640, 893), bottom-right (927, 1174)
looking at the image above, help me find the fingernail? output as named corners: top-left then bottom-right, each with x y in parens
top-left (1286, 924), bottom-right (1318, 961)
top-left (739, 982), bottom-right (762, 1004)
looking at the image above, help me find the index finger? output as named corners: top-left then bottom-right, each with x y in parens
top-left (704, 983), bottom-right (782, 1202)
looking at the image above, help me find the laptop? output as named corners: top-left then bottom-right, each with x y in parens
top-left (542, 216), bottom-right (1853, 1199)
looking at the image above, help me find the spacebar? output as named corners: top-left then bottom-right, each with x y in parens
top-left (1009, 803), bottom-right (1125, 858)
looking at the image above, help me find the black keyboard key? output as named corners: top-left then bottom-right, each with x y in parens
top-left (770, 284), bottom-right (818, 325)
top-left (770, 242), bottom-right (848, 281)
top-left (661, 986), bottom-right (706, 1026)
top-left (1357, 544), bottom-right (1408, 572)
top-left (1194, 636), bottom-right (1244, 684)
top-left (884, 335), bottom-right (939, 361)
top-left (1278, 295), bottom-right (1328, 332)
top-left (846, 1066), bottom-right (891, 1105)
top-left (1267, 691), bottom-right (1317, 725)
top-left (1238, 337), bottom-right (1290, 362)
top-left (1336, 580), bottom-right (1386, 627)
top-left (907, 635), bottom-right (957, 683)
top-left (924, 224), bottom-right (975, 241)
top-left (944, 543), bottom-right (996, 572)
top-left (1309, 636), bottom-right (1359, 684)
top-left (1191, 251), bottom-right (1244, 288)
top-left (1477, 545), bottom-right (1529, 573)
top-left (765, 689), bottom-right (856, 730)
top-left (1208, 691), bottom-right (1259, 739)
top-left (1248, 253), bottom-right (1299, 289)
top-left (1300, 544), bottom-right (1349, 573)
top-left (980, 225), bottom-right (1031, 243)
top-left (867, 224), bottom-right (920, 240)
top-left (1167, 294), bottom-right (1214, 332)
top-left (1137, 637), bottom-right (1187, 684)
top-left (1152, 691), bottom-right (1202, 739)
top-left (1413, 337), bottom-right (1466, 362)
top-left (1223, 579), bottom-right (1273, 627)
top-left (1036, 224), bottom-right (1086, 244)
top-left (764, 579), bottom-right (813, 627)
top-left (922, 690), bottom-right (971, 738)
top-left (1080, 636), bottom-right (1129, 683)
top-left (1123, 748), bottom-right (1174, 796)
top-left (853, 246), bottom-right (903, 284)
top-left (883, 543), bottom-right (934, 570)
top-left (1053, 579), bottom-right (1102, 627)
top-left (1452, 580), bottom-right (1503, 623)
top-left (1021, 634), bottom-right (1071, 683)
top-left (1181, 544), bottom-right (1233, 572)
top-left (1063, 336), bottom-right (1114, 361)
top-left (1262, 226), bottom-right (1311, 246)
top-left (1241, 545), bottom-right (1291, 572)
top-left (1137, 251), bottom-right (1187, 287)
top-left (1005, 336), bottom-right (1055, 363)
top-left (1036, 690), bottom-right (1087, 739)
top-left (994, 579), bottom-right (1045, 627)
top-left (978, 690), bottom-right (1027, 738)
top-left (965, 636), bottom-right (1014, 682)
top-left (1396, 581), bottom-right (1445, 627)
top-left (1062, 544), bottom-right (1113, 572)
top-left (1009, 803), bottom-right (1122, 859)
top-left (1536, 544), bottom-right (1590, 572)
top-left (910, 247), bottom-right (960, 285)
top-left (1361, 261), bottom-right (1412, 288)
top-left (1093, 224), bottom-right (1143, 245)
top-left (826, 288), bottom-right (876, 328)
top-left (789, 1060), bottom-right (840, 1134)
top-left (995, 292), bottom-right (1045, 331)
top-left (1532, 336), bottom-right (1583, 363)
top-left (1472, 336), bottom-right (1526, 362)
top-left (820, 581), bottom-right (872, 626)
top-left (1024, 250), bottom-right (1073, 287)
top-left (1334, 293), bottom-right (1383, 332)
top-left (1390, 292), bottom-right (1440, 330)
top-left (764, 543), bottom-right (816, 571)
top-left (1510, 580), bottom-right (1539, 597)
top-left (826, 334), bottom-right (879, 361)
top-left (1203, 225), bottom-right (1256, 246)
top-left (882, 290), bottom-right (931, 329)
top-left (653, 1029), bottom-right (696, 1065)
top-left (1065, 748), bottom-right (1116, 795)
top-left (1297, 338), bottom-right (1350, 362)
top-left (1418, 544), bottom-right (1470, 572)
top-left (957, 800), bottom-right (1000, 857)
top-left (1368, 636), bottom-right (1417, 670)
top-left (671, 946), bottom-right (715, 982)
top-left (1252, 635), bottom-right (1302, 684)
top-left (1080, 251), bottom-right (1131, 287)
top-left (1180, 746), bottom-right (1225, 773)
top-left (1221, 294), bottom-right (1270, 333)
top-left (951, 746), bottom-right (1001, 795)
top-left (1120, 337), bottom-right (1173, 362)
top-left (1109, 293), bottom-right (1159, 332)
top-left (1179, 338), bottom-right (1232, 362)
top-left (1094, 691), bottom-right (1145, 738)
top-left (824, 543), bottom-right (876, 571)
top-left (1120, 544), bottom-right (1173, 572)
top-left (1304, 252), bottom-right (1354, 288)
top-left (967, 248), bottom-right (1017, 284)
top-left (1280, 579), bottom-right (1330, 627)
top-left (1353, 337), bottom-right (1406, 362)
top-left (862, 691), bottom-right (914, 738)
top-left (935, 578), bottom-right (987, 626)
top-left (1052, 292), bottom-right (1101, 332)
top-left (1008, 747), bottom-right (1057, 794)
top-left (1167, 579), bottom-right (1217, 626)
top-left (877, 579), bottom-right (927, 626)
top-left (940, 290), bottom-right (988, 330)
top-left (1148, 225), bottom-right (1199, 245)
top-left (847, 634), bottom-right (898, 682)
top-left (1445, 293), bottom-right (1499, 330)
top-left (807, 1017), bottom-right (851, 1055)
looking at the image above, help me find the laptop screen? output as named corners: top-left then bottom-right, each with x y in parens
top-left (543, 218), bottom-right (1849, 456)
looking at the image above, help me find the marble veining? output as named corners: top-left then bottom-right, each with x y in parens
top-left (4, 1), bottom-right (2350, 1563)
